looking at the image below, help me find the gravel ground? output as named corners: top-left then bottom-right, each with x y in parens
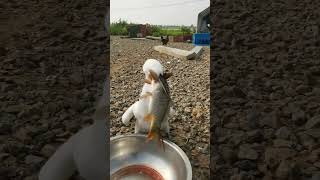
top-left (110, 36), bottom-right (210, 179)
top-left (1, 0), bottom-right (108, 179)
top-left (211, 1), bottom-right (320, 180)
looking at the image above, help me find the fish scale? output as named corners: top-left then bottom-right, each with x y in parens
top-left (144, 70), bottom-right (172, 150)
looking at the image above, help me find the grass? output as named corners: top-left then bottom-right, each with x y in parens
top-left (151, 25), bottom-right (193, 37)
top-left (110, 19), bottom-right (128, 36)
top-left (111, 19), bottom-right (194, 36)
top-left (159, 29), bottom-right (189, 36)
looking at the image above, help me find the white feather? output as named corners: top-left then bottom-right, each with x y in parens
top-left (122, 59), bottom-right (172, 134)
top-left (142, 59), bottom-right (164, 79)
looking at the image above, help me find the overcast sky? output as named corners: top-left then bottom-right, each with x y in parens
top-left (110, 0), bottom-right (210, 26)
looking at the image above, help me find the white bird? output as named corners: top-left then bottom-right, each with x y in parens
top-left (122, 59), bottom-right (175, 137)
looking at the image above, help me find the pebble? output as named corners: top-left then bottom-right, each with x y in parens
top-left (238, 144), bottom-right (258, 160)
top-left (305, 115), bottom-right (320, 129)
top-left (40, 144), bottom-right (56, 158)
top-left (25, 155), bottom-right (44, 165)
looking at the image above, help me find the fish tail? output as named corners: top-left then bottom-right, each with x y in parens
top-left (146, 129), bottom-right (156, 142)
top-left (146, 129), bottom-right (165, 151)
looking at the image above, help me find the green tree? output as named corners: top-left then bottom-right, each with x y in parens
top-left (181, 26), bottom-right (191, 35)
top-left (110, 19), bottom-right (129, 35)
top-left (151, 25), bottom-right (162, 37)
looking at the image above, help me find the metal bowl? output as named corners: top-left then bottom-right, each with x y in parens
top-left (110, 134), bottom-right (192, 180)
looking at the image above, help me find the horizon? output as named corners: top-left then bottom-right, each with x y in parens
top-left (111, 19), bottom-right (198, 27)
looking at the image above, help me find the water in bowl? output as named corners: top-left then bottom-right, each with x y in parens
top-left (111, 165), bottom-right (164, 180)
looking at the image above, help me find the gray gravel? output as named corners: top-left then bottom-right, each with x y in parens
top-left (0, 0), bottom-right (107, 179)
top-left (211, 1), bottom-right (320, 179)
top-left (110, 36), bottom-right (210, 179)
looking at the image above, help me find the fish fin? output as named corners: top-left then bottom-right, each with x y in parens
top-left (144, 79), bottom-right (152, 84)
top-left (146, 130), bottom-right (155, 142)
top-left (139, 92), bottom-right (152, 100)
top-left (144, 113), bottom-right (155, 122)
top-left (149, 70), bottom-right (159, 82)
top-left (147, 129), bottom-right (166, 152)
top-left (163, 72), bottom-right (173, 79)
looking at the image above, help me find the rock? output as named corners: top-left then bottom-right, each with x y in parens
top-left (40, 144), bottom-right (56, 158)
top-left (276, 160), bottom-right (291, 179)
top-left (246, 109), bottom-right (260, 129)
top-left (305, 115), bottom-right (320, 129)
top-left (4, 104), bottom-right (24, 113)
top-left (246, 130), bottom-right (264, 143)
top-left (192, 107), bottom-right (203, 119)
top-left (221, 146), bottom-right (237, 163)
top-left (14, 128), bottom-right (31, 142)
top-left (262, 175), bottom-right (273, 180)
top-left (314, 162), bottom-right (320, 169)
top-left (311, 173), bottom-right (320, 180)
top-left (305, 167), bottom-right (319, 176)
top-left (0, 115), bottom-right (14, 135)
top-left (273, 139), bottom-right (293, 148)
top-left (285, 87), bottom-right (297, 97)
top-left (24, 175), bottom-right (37, 180)
top-left (298, 132), bottom-right (316, 149)
top-left (25, 155), bottom-right (44, 165)
top-left (238, 144), bottom-right (259, 160)
top-left (232, 86), bottom-right (247, 98)
top-left (295, 85), bottom-right (310, 94)
top-left (70, 71), bottom-right (83, 85)
top-left (305, 129), bottom-right (320, 138)
top-left (229, 131), bottom-right (246, 146)
top-left (264, 148), bottom-right (296, 168)
top-left (264, 128), bottom-right (275, 139)
top-left (237, 160), bottom-right (257, 171)
top-left (80, 29), bottom-right (90, 38)
top-left (260, 111), bottom-right (279, 128)
top-left (0, 166), bottom-right (15, 178)
top-left (276, 127), bottom-right (291, 140)
top-left (230, 171), bottom-right (255, 180)
top-left (47, 102), bottom-right (58, 114)
top-left (292, 109), bottom-right (306, 126)
top-left (0, 153), bottom-right (10, 161)
top-left (0, 47), bottom-right (8, 56)
top-left (184, 107), bottom-right (192, 113)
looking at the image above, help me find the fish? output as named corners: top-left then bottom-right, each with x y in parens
top-left (143, 69), bottom-right (173, 151)
top-left (122, 59), bottom-right (174, 136)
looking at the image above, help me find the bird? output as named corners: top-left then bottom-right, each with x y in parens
top-left (122, 59), bottom-right (174, 138)
top-left (160, 35), bottom-right (169, 45)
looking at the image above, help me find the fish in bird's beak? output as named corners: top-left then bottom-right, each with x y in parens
top-left (141, 70), bottom-right (172, 151)
top-left (144, 71), bottom-right (172, 84)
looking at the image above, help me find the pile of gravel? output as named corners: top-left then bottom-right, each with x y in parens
top-left (211, 1), bottom-right (320, 179)
top-left (1, 0), bottom-right (108, 179)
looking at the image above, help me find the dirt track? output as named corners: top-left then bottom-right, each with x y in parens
top-left (110, 36), bottom-right (210, 179)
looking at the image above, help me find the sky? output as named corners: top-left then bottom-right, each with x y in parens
top-left (110, 0), bottom-right (210, 26)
